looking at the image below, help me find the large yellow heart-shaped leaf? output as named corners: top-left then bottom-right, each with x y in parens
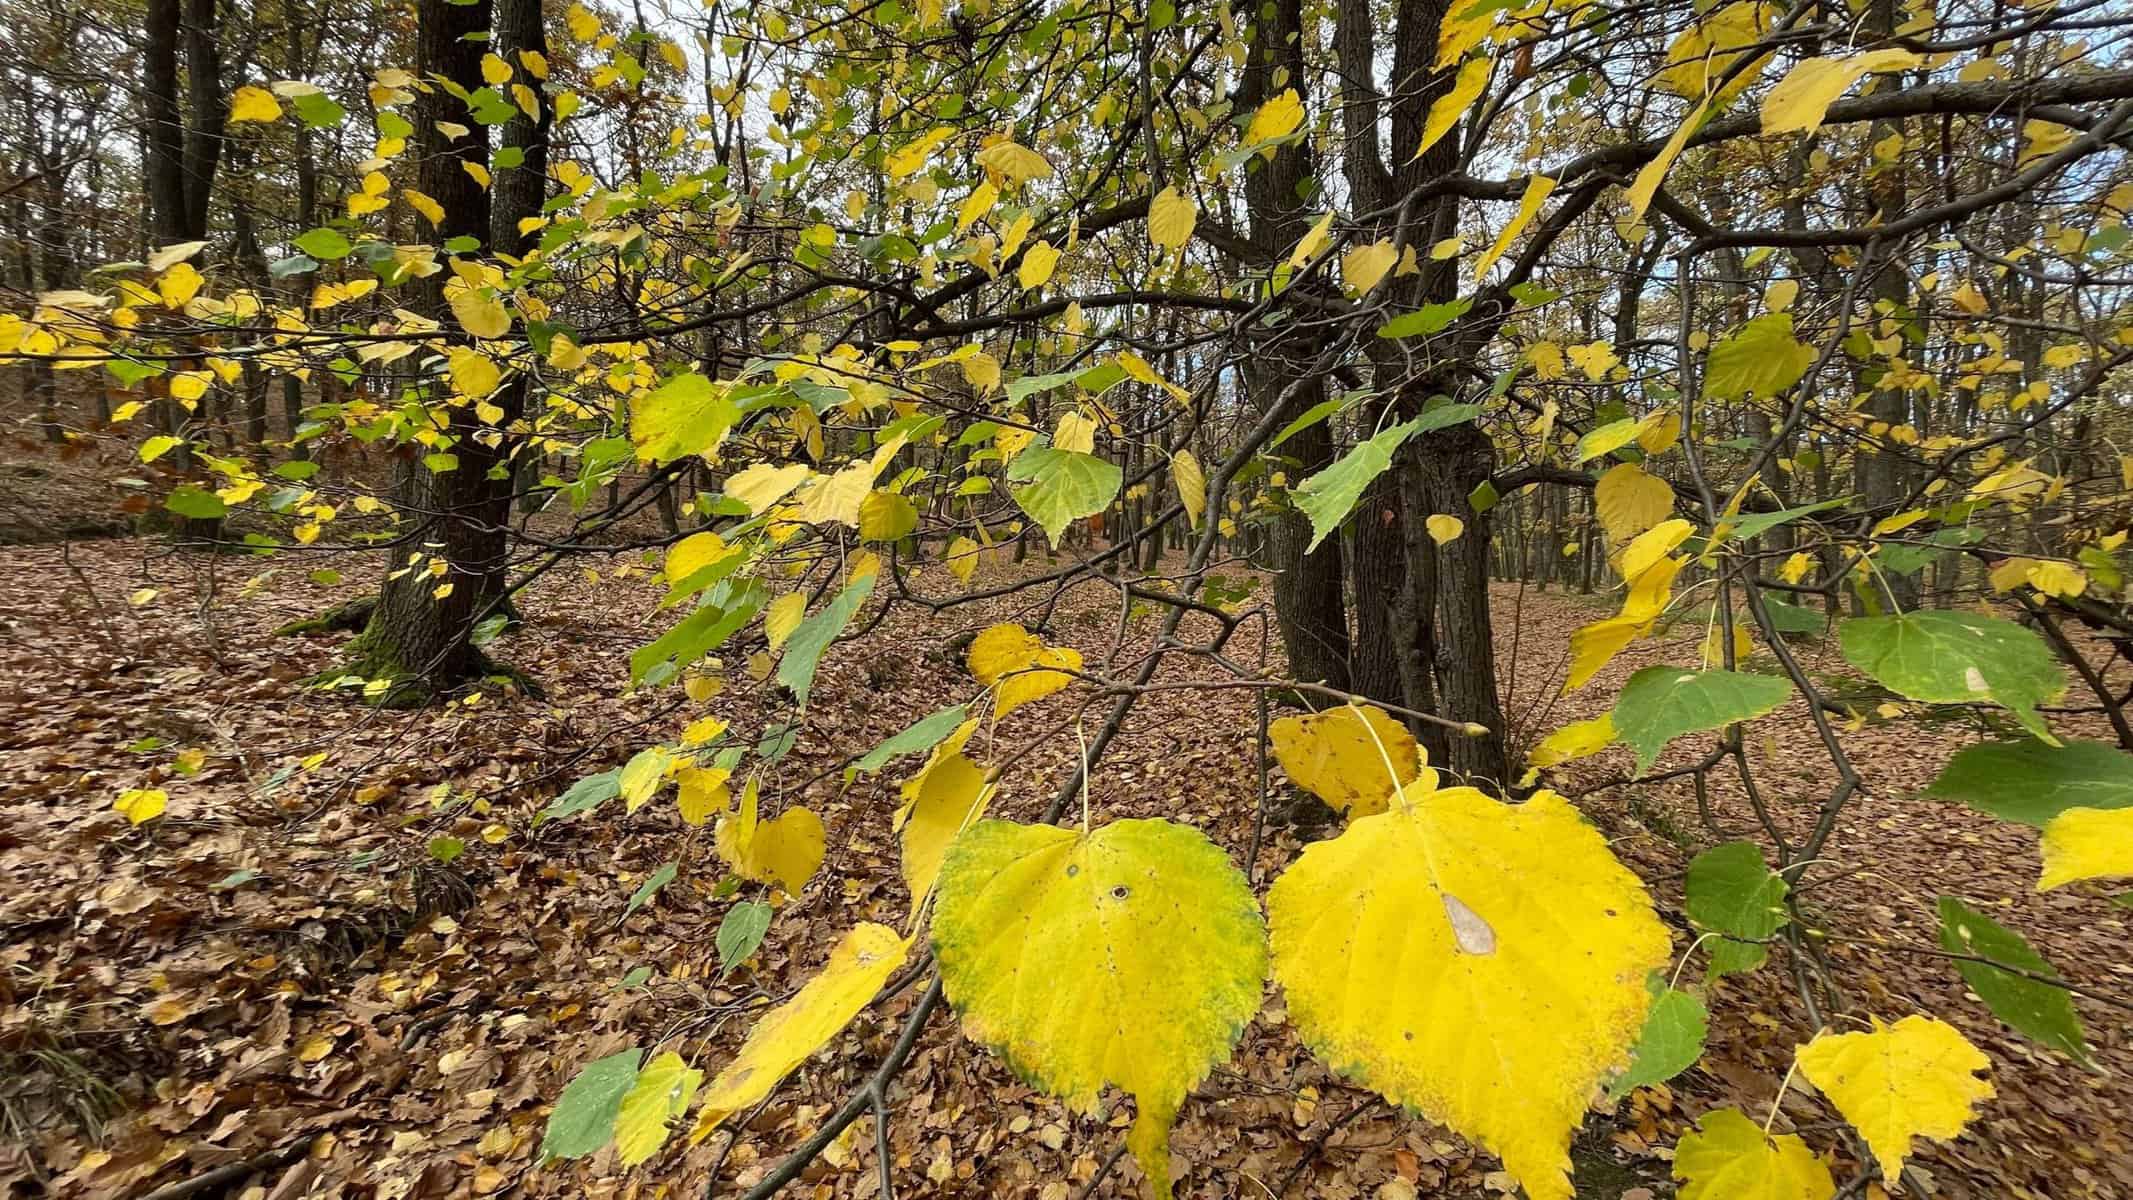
top-left (932, 818), bottom-right (1266, 1197)
top-left (1267, 783), bottom-right (1670, 1200)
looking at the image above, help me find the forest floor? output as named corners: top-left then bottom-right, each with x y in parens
top-left (2, 533), bottom-right (2129, 1200)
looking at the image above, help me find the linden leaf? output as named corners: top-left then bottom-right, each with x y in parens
top-left (1673, 1107), bottom-right (1834, 1200)
top-left (1527, 712), bottom-right (1616, 769)
top-left (1267, 784), bottom-right (1671, 1200)
top-left (228, 85), bottom-right (285, 123)
top-left (859, 490), bottom-right (919, 541)
top-left (630, 372), bottom-right (738, 464)
top-left (1018, 239), bottom-right (1060, 289)
top-left (1341, 240), bottom-right (1398, 294)
top-left (763, 590), bottom-right (806, 652)
top-left (1171, 450), bottom-right (1207, 529)
top-left (967, 623), bottom-right (1082, 717)
top-left (724, 462), bottom-right (812, 513)
top-left (1761, 49), bottom-right (1922, 136)
top-left (1008, 447), bottom-right (1122, 547)
top-left (1594, 462), bottom-right (1675, 543)
top-left (1415, 55), bottom-right (1489, 160)
top-left (2037, 806), bottom-right (2133, 891)
top-left (1472, 173), bottom-right (1554, 280)
top-left (1245, 88), bottom-right (1305, 146)
top-left (114, 787), bottom-right (168, 825)
top-left (944, 535), bottom-right (982, 585)
top-left (1935, 896), bottom-right (2089, 1062)
top-left (1706, 314), bottom-right (1817, 401)
top-left (1612, 667), bottom-right (1792, 777)
top-left (542, 1047), bottom-right (642, 1161)
top-left (1611, 982), bottom-right (1708, 1098)
top-left (715, 780), bottom-right (825, 895)
top-left (1685, 841), bottom-right (1788, 977)
top-left (1837, 610), bottom-right (2063, 744)
top-left (931, 818), bottom-right (1267, 1199)
top-left (1425, 514), bottom-right (1465, 544)
top-left (675, 766), bottom-right (732, 826)
top-left (1148, 186), bottom-right (1197, 251)
top-left (894, 725), bottom-right (990, 917)
top-left (1796, 1015), bottom-right (1993, 1187)
top-left (1269, 703), bottom-right (1424, 817)
top-left (614, 1050), bottom-right (702, 1167)
top-left (688, 923), bottom-right (911, 1141)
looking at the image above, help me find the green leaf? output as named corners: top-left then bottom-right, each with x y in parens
top-left (1925, 739), bottom-right (2133, 827)
top-left (630, 371), bottom-right (738, 464)
top-left (623, 863), bottom-right (678, 918)
top-left (427, 835), bottom-right (466, 864)
top-left (1705, 313), bottom-right (1816, 401)
top-left (717, 900), bottom-right (774, 974)
top-left (630, 579), bottom-right (768, 685)
top-left (289, 91), bottom-right (346, 128)
top-left (1716, 496), bottom-right (1849, 545)
top-left (1008, 447), bottom-right (1123, 547)
top-left (292, 227), bottom-right (353, 260)
top-left (1376, 299), bottom-right (1472, 338)
top-left (847, 703), bottom-right (969, 779)
top-left (1936, 896), bottom-right (2089, 1064)
top-left (1838, 610), bottom-right (2064, 743)
top-left (1267, 395), bottom-right (1351, 451)
top-left (776, 572), bottom-right (877, 705)
top-left (1609, 980), bottom-right (1708, 1097)
top-left (1685, 841), bottom-right (1788, 978)
top-left (1611, 667), bottom-right (1792, 777)
top-left (536, 767), bottom-right (622, 826)
top-left (541, 1047), bottom-right (642, 1161)
top-left (165, 485), bottom-right (227, 519)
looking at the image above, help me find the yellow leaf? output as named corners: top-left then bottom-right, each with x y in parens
top-left (1796, 1016), bottom-right (1992, 1186)
top-left (2037, 806), bottom-right (2133, 890)
top-left (1473, 173), bottom-right (1555, 280)
top-left (1566, 554), bottom-right (1685, 690)
top-left (859, 489), bottom-right (919, 541)
top-left (689, 923), bottom-right (911, 1141)
top-left (613, 1050), bottom-right (701, 1167)
top-left (957, 180), bottom-right (998, 233)
top-left (1761, 49), bottom-right (1922, 136)
top-left (1246, 88), bottom-right (1305, 145)
top-left (447, 347), bottom-right (502, 398)
top-left (1342, 240), bottom-right (1398, 295)
top-left (2024, 559), bottom-right (2086, 599)
top-left (764, 591), bottom-right (807, 651)
top-left (886, 126), bottom-right (955, 179)
top-left (1053, 410), bottom-right (1098, 454)
top-left (945, 535), bottom-right (982, 585)
top-left (1288, 210), bottom-right (1336, 269)
top-left (795, 460), bottom-right (874, 527)
top-left (974, 140), bottom-right (1053, 187)
top-left (1527, 713), bottom-right (1616, 769)
top-left (932, 818), bottom-right (1265, 1200)
top-left (402, 188), bottom-right (445, 225)
top-left (446, 281), bottom-right (511, 338)
top-left (1673, 1107), bottom-right (1835, 1200)
top-left (227, 85), bottom-right (283, 123)
top-left (715, 780), bottom-right (825, 895)
top-left (895, 723), bottom-right (989, 915)
top-left (1626, 100), bottom-right (1707, 228)
top-left (1622, 518), bottom-right (1694, 581)
top-left (1595, 463), bottom-right (1676, 543)
top-left (158, 262), bottom-right (204, 308)
top-left (676, 766), bottom-right (732, 826)
top-left (1017, 240), bottom-right (1060, 289)
top-left (114, 788), bottom-right (168, 825)
top-left (1267, 784), bottom-right (1671, 1200)
top-left (664, 531), bottom-right (729, 585)
top-left (724, 461), bottom-right (811, 513)
top-left (619, 747), bottom-right (671, 813)
top-left (967, 623), bottom-right (1082, 718)
top-left (1415, 55), bottom-right (1490, 161)
top-left (961, 349), bottom-right (1002, 394)
top-left (1657, 3), bottom-right (1777, 101)
top-left (1171, 450), bottom-right (1206, 529)
top-left (1268, 704), bottom-right (1424, 817)
top-left (1148, 185), bottom-right (1197, 250)
top-left (1780, 551), bottom-right (1814, 585)
top-left (1426, 514), bottom-right (1465, 544)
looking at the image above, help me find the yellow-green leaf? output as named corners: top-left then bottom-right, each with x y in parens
top-left (1342, 240), bottom-right (1398, 294)
top-left (228, 85), bottom-right (283, 124)
top-left (1149, 186), bottom-right (1197, 251)
top-left (1267, 782), bottom-right (1671, 1200)
top-left (614, 1050), bottom-right (702, 1167)
top-left (1171, 450), bottom-right (1206, 529)
top-left (931, 818), bottom-right (1266, 1199)
top-left (715, 780), bottom-right (825, 895)
top-left (724, 461), bottom-right (811, 513)
top-left (114, 788), bottom-right (168, 825)
top-left (1426, 514), bottom-right (1465, 544)
top-left (1245, 88), bottom-right (1305, 145)
top-left (1594, 462), bottom-right (1676, 543)
top-left (1415, 55), bottom-right (1490, 161)
top-left (1473, 173), bottom-right (1555, 280)
top-left (1796, 1015), bottom-right (1993, 1185)
top-left (967, 623), bottom-right (1082, 718)
top-left (1674, 1107), bottom-right (1834, 1200)
top-left (688, 923), bottom-right (911, 1141)
top-left (1761, 49), bottom-right (1923, 136)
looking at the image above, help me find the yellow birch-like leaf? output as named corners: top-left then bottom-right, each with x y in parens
top-left (675, 766), bottom-right (732, 826)
top-left (1761, 50), bottom-right (1922, 136)
top-left (1053, 410), bottom-right (1098, 454)
top-left (1267, 784), bottom-right (1671, 1200)
top-left (1473, 173), bottom-right (1556, 280)
top-left (688, 923), bottom-right (911, 1141)
top-left (1626, 101), bottom-right (1708, 227)
top-left (1414, 55), bottom-right (1490, 161)
top-left (663, 531), bottom-right (728, 585)
top-left (2037, 806), bottom-right (2133, 890)
top-left (1269, 704), bottom-right (1425, 817)
top-left (725, 462), bottom-right (812, 514)
top-left (764, 590), bottom-right (807, 651)
top-left (1289, 210), bottom-right (1336, 269)
top-left (1245, 88), bottom-right (1305, 145)
top-left (114, 788), bottom-right (168, 825)
top-left (1018, 240), bottom-right (1061, 289)
top-left (1342, 240), bottom-right (1398, 294)
top-left (1171, 450), bottom-right (1206, 529)
top-left (1527, 713), bottom-right (1617, 769)
top-left (945, 535), bottom-right (982, 585)
top-left (968, 623), bottom-right (1082, 718)
top-left (1426, 514), bottom-right (1465, 544)
top-left (1149, 186), bottom-right (1197, 250)
top-left (228, 85), bottom-right (283, 123)
top-left (931, 818), bottom-right (1266, 1199)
